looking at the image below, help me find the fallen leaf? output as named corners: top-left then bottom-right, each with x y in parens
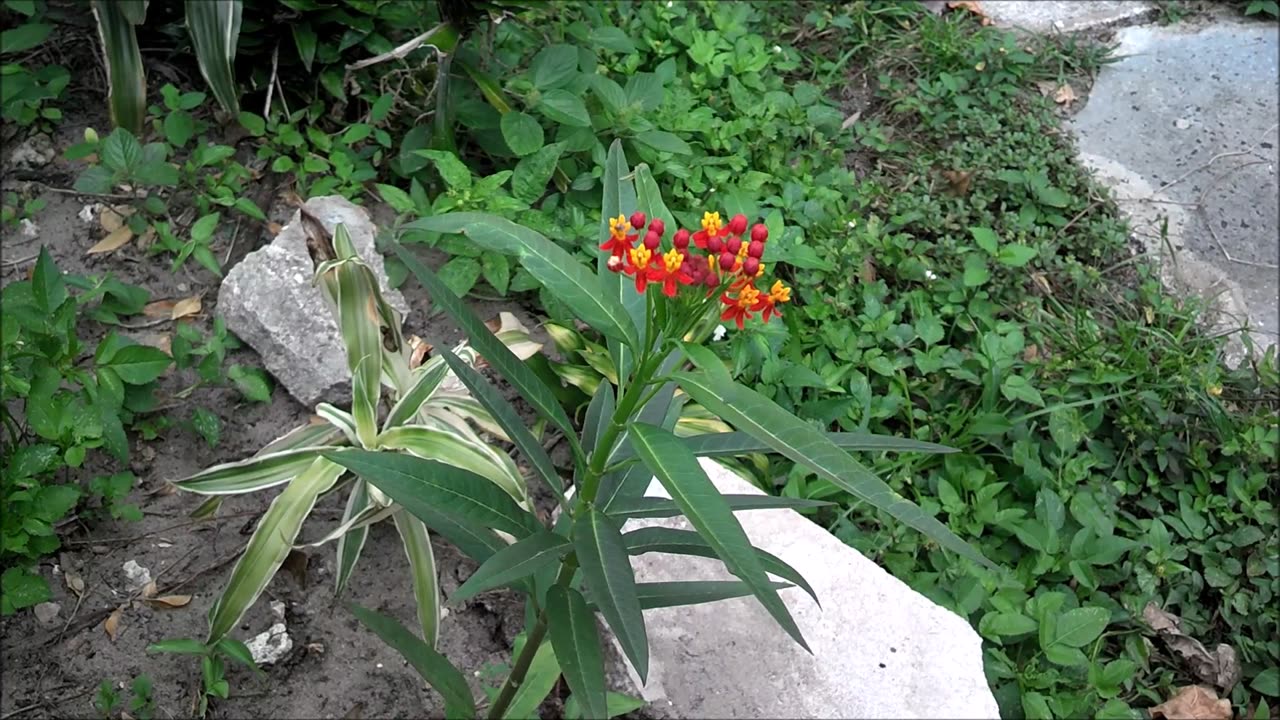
top-left (1143, 603), bottom-right (1241, 692)
top-left (141, 580), bottom-right (157, 598)
top-left (946, 1), bottom-right (992, 24)
top-left (104, 607), bottom-right (122, 641)
top-left (267, 221), bottom-right (283, 236)
top-left (1054, 83), bottom-right (1077, 106)
top-left (1023, 344), bottom-right (1040, 362)
top-left (146, 594), bottom-right (193, 608)
top-left (64, 571), bottom-right (85, 598)
top-left (87, 226), bottom-right (134, 255)
top-left (1031, 272), bottom-right (1053, 296)
top-left (136, 333), bottom-right (172, 357)
top-left (98, 206), bottom-right (126, 234)
top-left (171, 295), bottom-right (202, 320)
top-left (147, 481), bottom-right (177, 498)
top-left (142, 299), bottom-right (177, 318)
top-left (858, 257), bottom-right (877, 284)
top-left (840, 110), bottom-right (862, 131)
top-left (941, 169), bottom-right (973, 196)
top-left (1151, 686), bottom-right (1232, 720)
top-left (407, 335), bottom-right (432, 370)
top-left (136, 227), bottom-right (156, 250)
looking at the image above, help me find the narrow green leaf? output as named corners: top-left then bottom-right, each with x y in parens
top-left (502, 636), bottom-right (561, 720)
top-left (451, 531), bottom-right (569, 602)
top-left (628, 423), bottom-right (809, 651)
top-left (174, 448), bottom-right (322, 495)
top-left (675, 431), bottom-right (956, 458)
top-left (207, 458), bottom-right (344, 642)
top-left (547, 586), bottom-right (607, 720)
top-left (580, 380), bottom-right (614, 485)
top-left (674, 370), bottom-right (993, 568)
top-left (322, 449), bottom-right (537, 538)
top-left (349, 604), bottom-right (476, 719)
top-left (184, 0), bottom-right (241, 115)
top-left (389, 242), bottom-right (580, 450)
top-left (573, 506), bottom-right (648, 682)
top-left (410, 214), bottom-right (637, 349)
top-left (438, 348), bottom-right (567, 507)
top-left (622, 526), bottom-right (819, 605)
top-left (608, 494), bottom-right (832, 519)
top-left (598, 140), bottom-right (643, 389)
top-left (589, 581), bottom-right (792, 610)
top-left (393, 510), bottom-right (441, 649)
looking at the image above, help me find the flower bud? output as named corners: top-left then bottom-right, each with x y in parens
top-left (748, 240), bottom-right (764, 258)
top-left (750, 224), bottom-right (769, 243)
top-left (643, 231), bottom-right (661, 250)
top-left (607, 255), bottom-right (624, 272)
top-left (84, 127), bottom-right (100, 144)
top-left (708, 236), bottom-right (724, 254)
top-left (673, 229), bottom-right (690, 249)
top-left (629, 211), bottom-right (646, 229)
top-left (727, 237), bottom-right (742, 255)
top-left (743, 257), bottom-right (760, 277)
top-left (719, 252), bottom-right (736, 271)
top-left (704, 273), bottom-right (719, 288)
top-left (648, 218), bottom-right (665, 236)
top-left (728, 214), bottom-right (748, 235)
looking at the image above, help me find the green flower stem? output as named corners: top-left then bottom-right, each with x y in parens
top-left (486, 560), bottom-right (577, 720)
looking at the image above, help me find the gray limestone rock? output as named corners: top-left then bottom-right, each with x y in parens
top-left (217, 196), bottom-right (408, 407)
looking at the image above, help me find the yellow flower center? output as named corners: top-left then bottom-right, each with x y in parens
top-left (737, 285), bottom-right (761, 309)
top-left (768, 281), bottom-right (791, 303)
top-left (701, 211), bottom-right (723, 235)
top-left (663, 249), bottom-right (684, 273)
top-left (737, 241), bottom-right (750, 259)
top-left (609, 215), bottom-right (631, 240)
top-left (629, 246), bottom-right (652, 267)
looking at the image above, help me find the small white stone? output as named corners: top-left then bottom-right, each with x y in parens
top-left (1174, 118), bottom-right (1191, 130)
top-left (246, 622), bottom-right (292, 665)
top-left (772, 45), bottom-right (782, 54)
top-left (122, 559), bottom-right (152, 589)
top-left (846, 220), bottom-right (857, 229)
top-left (33, 602), bottom-right (61, 625)
top-left (78, 204), bottom-right (102, 224)
top-left (376, 663), bottom-right (383, 669)
top-left (19, 218), bottom-right (38, 239)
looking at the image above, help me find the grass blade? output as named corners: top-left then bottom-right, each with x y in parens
top-left (546, 586), bottom-right (607, 720)
top-left (607, 495), bottom-right (832, 520)
top-left (389, 242), bottom-right (581, 459)
top-left (183, 0), bottom-right (241, 115)
top-left (451, 531), bottom-right (570, 603)
top-left (407, 213), bottom-right (637, 348)
top-left (573, 506), bottom-right (648, 682)
top-left (437, 347), bottom-right (567, 508)
top-left (393, 509), bottom-right (441, 649)
top-left (674, 370), bottom-right (993, 568)
top-left (323, 449), bottom-right (538, 539)
top-left (621, 526), bottom-right (819, 605)
top-left (349, 603), bottom-right (476, 719)
top-left (628, 423), bottom-right (809, 651)
top-left (174, 448), bottom-right (322, 495)
top-left (207, 458), bottom-right (344, 642)
top-left (91, 0), bottom-right (146, 133)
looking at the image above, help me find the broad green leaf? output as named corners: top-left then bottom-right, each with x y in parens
top-left (349, 604), bottom-right (476, 719)
top-left (502, 636), bottom-right (561, 719)
top-left (538, 89), bottom-right (591, 127)
top-left (175, 448), bottom-right (322, 495)
top-left (31, 246), bottom-right (66, 314)
top-left (573, 506), bottom-right (648, 681)
top-left (962, 254), bottom-right (989, 287)
top-left (323, 449), bottom-right (537, 538)
top-left (184, 0), bottom-right (241, 115)
top-left (147, 638), bottom-right (209, 655)
top-left (384, 359), bottom-right (449, 430)
top-left (389, 242), bottom-right (580, 452)
top-left (501, 111), bottom-right (543, 156)
top-left (608, 494), bottom-right (831, 519)
top-left (599, 140), bottom-right (643, 390)
top-left (969, 226), bottom-right (999, 255)
top-left (978, 611), bottom-right (1038, 639)
top-left (376, 424), bottom-right (525, 504)
top-left (998, 244), bottom-right (1039, 267)
top-left (207, 457), bottom-right (344, 642)
top-left (547, 586), bottom-right (607, 720)
top-left (408, 214), bottom-right (636, 348)
top-left (512, 142), bottom-right (566, 204)
top-left (334, 478), bottom-right (372, 595)
top-left (0, 22), bottom-right (50, 54)
top-left (628, 424), bottom-right (808, 651)
top-left (414, 149), bottom-right (473, 191)
top-left (91, 0), bottom-right (146, 133)
top-left (393, 510), bottom-right (441, 648)
top-left (451, 532), bottom-right (569, 602)
top-left (438, 348), bottom-right (567, 507)
top-left (1042, 606), bottom-right (1109, 649)
top-left (1, 567), bottom-right (50, 612)
top-left (291, 21), bottom-right (317, 72)
top-left (664, 431), bottom-right (955, 458)
top-left (437, 256), bottom-right (481, 297)
top-left (227, 364), bottom-right (271, 402)
top-left (622, 526), bottom-right (818, 604)
top-left (530, 44), bottom-right (578, 89)
top-left (633, 130), bottom-right (691, 155)
top-left (674, 370), bottom-right (992, 568)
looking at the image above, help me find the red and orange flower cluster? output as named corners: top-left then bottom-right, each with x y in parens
top-left (601, 210), bottom-right (791, 329)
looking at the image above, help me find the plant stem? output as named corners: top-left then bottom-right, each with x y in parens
top-left (486, 561), bottom-right (576, 719)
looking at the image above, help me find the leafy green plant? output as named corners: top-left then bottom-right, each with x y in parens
top-left (1, 190), bottom-right (46, 232)
top-left (170, 218), bottom-right (542, 652)
top-left (1, 249), bottom-right (171, 614)
top-left (339, 140), bottom-right (983, 718)
top-left (0, 0), bottom-right (67, 128)
top-left (94, 674), bottom-right (155, 720)
top-left (1243, 0), bottom-right (1279, 18)
top-left (147, 637), bottom-right (258, 718)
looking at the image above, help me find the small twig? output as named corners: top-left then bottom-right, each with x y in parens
top-left (1197, 159), bottom-right (1271, 206)
top-left (264, 44), bottom-right (280, 119)
top-left (1, 252), bottom-right (39, 268)
top-left (52, 581), bottom-right (90, 646)
top-left (114, 316), bottom-right (173, 329)
top-left (19, 180), bottom-right (137, 201)
top-left (64, 510), bottom-right (262, 547)
top-left (0, 687), bottom-right (92, 720)
top-left (1202, 213), bottom-right (1280, 270)
top-left (224, 217), bottom-right (243, 265)
top-left (345, 23), bottom-right (448, 72)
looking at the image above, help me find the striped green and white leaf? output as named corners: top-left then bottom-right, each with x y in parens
top-left (673, 369), bottom-right (992, 568)
top-left (394, 509), bottom-right (441, 648)
top-left (628, 423), bottom-right (808, 651)
top-left (327, 246), bottom-right (383, 447)
top-left (676, 431), bottom-right (956, 458)
top-left (573, 506), bottom-right (648, 681)
top-left (349, 604), bottom-right (476, 719)
top-left (257, 421), bottom-right (344, 456)
top-left (184, 0), bottom-right (241, 115)
top-left (207, 457), bottom-right (344, 642)
top-left (376, 425), bottom-right (526, 505)
top-left (450, 531), bottom-right (570, 602)
top-left (334, 478), bottom-right (377, 595)
top-left (174, 447), bottom-right (324, 495)
top-left (316, 403), bottom-right (359, 446)
top-left (92, 0), bottom-right (147, 133)
top-left (384, 358), bottom-right (449, 430)
top-left (297, 486), bottom-right (396, 550)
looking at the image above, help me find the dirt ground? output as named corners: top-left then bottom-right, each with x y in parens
top-left (0, 112), bottom-right (601, 718)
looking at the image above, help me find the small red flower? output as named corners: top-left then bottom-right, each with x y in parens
top-left (753, 280), bottom-right (790, 322)
top-left (720, 284), bottom-right (762, 329)
top-left (623, 245), bottom-right (657, 293)
top-left (692, 212), bottom-right (728, 250)
top-left (647, 249), bottom-right (695, 298)
top-left (601, 214), bottom-right (637, 256)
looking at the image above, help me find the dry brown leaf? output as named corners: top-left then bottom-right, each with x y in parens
top-left (1054, 83), bottom-right (1077, 106)
top-left (141, 580), bottom-right (157, 598)
top-left (64, 571), bottom-right (85, 598)
top-left (1143, 603), bottom-right (1242, 692)
top-left (87, 226), bottom-right (134, 255)
top-left (142, 299), bottom-right (177, 318)
top-left (98, 206), bottom-right (126, 234)
top-left (941, 169), bottom-right (973, 196)
top-left (136, 333), bottom-right (172, 357)
top-left (946, 1), bottom-right (992, 24)
top-left (171, 296), bottom-right (202, 320)
top-left (136, 227), bottom-right (157, 250)
top-left (1151, 686), bottom-right (1232, 720)
top-left (104, 607), bottom-right (122, 641)
top-left (1031, 272), bottom-right (1053, 296)
top-left (1023, 344), bottom-right (1040, 362)
top-left (407, 335), bottom-right (432, 370)
top-left (146, 594), bottom-right (193, 608)
top-left (267, 221), bottom-right (284, 236)
top-left (858, 258), bottom-right (877, 284)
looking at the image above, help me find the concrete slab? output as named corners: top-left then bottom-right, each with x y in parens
top-left (981, 1), bottom-right (1157, 33)
top-left (605, 460), bottom-right (1000, 719)
top-left (1070, 22), bottom-right (1280, 359)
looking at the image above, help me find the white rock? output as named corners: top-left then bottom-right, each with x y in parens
top-left (608, 459), bottom-right (1000, 719)
top-left (78, 203), bottom-right (102, 224)
top-left (7, 133), bottom-right (55, 170)
top-left (33, 601), bottom-right (61, 625)
top-left (19, 218), bottom-right (38, 239)
top-left (122, 559), bottom-right (152, 589)
top-left (246, 622), bottom-right (293, 665)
